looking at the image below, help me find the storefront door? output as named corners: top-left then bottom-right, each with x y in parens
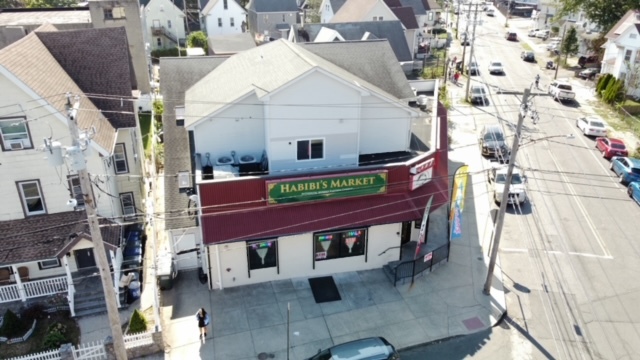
top-left (400, 222), bottom-right (412, 245)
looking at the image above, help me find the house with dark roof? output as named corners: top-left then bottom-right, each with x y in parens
top-left (161, 38), bottom-right (448, 289)
top-left (319, 0), bottom-right (347, 23)
top-left (291, 21), bottom-right (413, 62)
top-left (0, 25), bottom-right (144, 316)
top-left (208, 32), bottom-right (256, 55)
top-left (601, 10), bottom-right (640, 97)
top-left (246, 0), bottom-right (300, 42)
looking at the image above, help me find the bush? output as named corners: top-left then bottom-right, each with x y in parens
top-left (0, 309), bottom-right (28, 338)
top-left (150, 47), bottom-right (187, 61)
top-left (21, 304), bottom-right (46, 321)
top-left (187, 31), bottom-right (208, 53)
top-left (128, 309), bottom-right (147, 334)
top-left (596, 73), bottom-right (614, 96)
top-left (603, 78), bottom-right (625, 104)
top-left (43, 330), bottom-right (67, 350)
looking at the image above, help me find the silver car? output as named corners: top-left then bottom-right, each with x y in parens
top-left (307, 337), bottom-right (400, 360)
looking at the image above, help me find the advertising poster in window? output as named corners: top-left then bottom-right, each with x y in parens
top-left (247, 239), bottom-right (277, 270)
top-left (314, 228), bottom-right (366, 261)
top-left (409, 158), bottom-right (435, 191)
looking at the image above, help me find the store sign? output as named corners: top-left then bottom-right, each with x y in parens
top-left (266, 171), bottom-right (388, 205)
top-left (409, 158), bottom-right (435, 191)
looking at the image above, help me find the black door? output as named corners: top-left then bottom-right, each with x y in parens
top-left (75, 249), bottom-right (96, 269)
top-left (400, 222), bottom-right (412, 245)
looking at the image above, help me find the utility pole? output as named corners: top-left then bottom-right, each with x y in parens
top-left (505, 0), bottom-right (511, 27)
top-left (459, 2), bottom-right (473, 71)
top-left (64, 94), bottom-right (128, 359)
top-left (554, 25), bottom-right (567, 80)
top-left (483, 88), bottom-right (530, 295)
top-left (465, 3), bottom-right (480, 100)
top-left (455, 0), bottom-right (461, 39)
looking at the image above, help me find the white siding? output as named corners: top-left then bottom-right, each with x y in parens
top-left (144, 0), bottom-right (187, 50)
top-left (359, 95), bottom-right (411, 155)
top-left (204, 0), bottom-right (247, 36)
top-left (365, 1), bottom-right (396, 21)
top-left (207, 223), bottom-right (401, 288)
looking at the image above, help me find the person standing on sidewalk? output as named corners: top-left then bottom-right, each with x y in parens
top-left (196, 308), bottom-right (210, 341)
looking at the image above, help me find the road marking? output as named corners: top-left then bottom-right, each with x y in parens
top-left (500, 247), bottom-right (613, 259)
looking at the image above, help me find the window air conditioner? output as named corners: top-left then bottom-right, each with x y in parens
top-left (8, 140), bottom-right (24, 150)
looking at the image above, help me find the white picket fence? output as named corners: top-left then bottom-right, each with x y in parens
top-left (6, 350), bottom-right (61, 360)
top-left (124, 331), bottom-right (154, 348)
top-left (73, 340), bottom-right (106, 360)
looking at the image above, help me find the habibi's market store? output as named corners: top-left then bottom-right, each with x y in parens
top-left (197, 153), bottom-right (448, 289)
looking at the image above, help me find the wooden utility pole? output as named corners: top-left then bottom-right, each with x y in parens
top-left (64, 94), bottom-right (128, 359)
top-left (465, 3), bottom-right (480, 100)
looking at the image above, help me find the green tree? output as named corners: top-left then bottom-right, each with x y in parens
top-left (561, 27), bottom-right (579, 64)
top-left (186, 31), bottom-right (208, 54)
top-left (304, 0), bottom-right (322, 23)
top-left (556, 0), bottom-right (640, 31)
top-left (25, 0), bottom-right (76, 7)
top-left (128, 309), bottom-right (148, 334)
top-left (0, 0), bottom-right (23, 8)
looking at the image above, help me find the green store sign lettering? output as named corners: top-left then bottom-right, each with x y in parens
top-left (266, 171), bottom-right (388, 204)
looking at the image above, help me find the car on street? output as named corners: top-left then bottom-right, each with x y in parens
top-left (521, 51), bottom-right (535, 62)
top-left (467, 60), bottom-right (480, 75)
top-left (546, 41), bottom-right (560, 50)
top-left (576, 116), bottom-right (607, 137)
top-left (577, 67), bottom-right (600, 80)
top-left (480, 124), bottom-right (509, 160)
top-left (486, 8), bottom-right (495, 16)
top-left (488, 60), bottom-right (504, 74)
top-left (461, 32), bottom-right (470, 46)
top-left (548, 36), bottom-right (561, 42)
top-left (596, 137), bottom-right (628, 159)
top-left (469, 84), bottom-right (489, 105)
top-left (505, 31), bottom-right (518, 41)
top-left (548, 80), bottom-right (576, 102)
top-left (489, 165), bottom-right (527, 205)
top-left (528, 29), bottom-right (540, 37)
top-left (610, 157), bottom-right (640, 184)
top-left (534, 29), bottom-right (550, 39)
top-left (628, 181), bottom-right (640, 205)
top-left (578, 55), bottom-right (600, 68)
top-left (306, 337), bottom-right (400, 360)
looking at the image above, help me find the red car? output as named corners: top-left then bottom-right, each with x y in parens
top-left (596, 137), bottom-right (628, 159)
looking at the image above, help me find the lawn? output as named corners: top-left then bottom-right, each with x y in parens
top-left (0, 312), bottom-right (80, 359)
top-left (521, 43), bottom-right (532, 51)
top-left (138, 112), bottom-right (153, 157)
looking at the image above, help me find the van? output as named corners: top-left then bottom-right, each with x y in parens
top-left (307, 337), bottom-right (400, 360)
top-left (505, 31), bottom-right (517, 41)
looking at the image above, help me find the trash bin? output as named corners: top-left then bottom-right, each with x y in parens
top-left (128, 281), bottom-right (141, 303)
top-left (156, 253), bottom-right (176, 291)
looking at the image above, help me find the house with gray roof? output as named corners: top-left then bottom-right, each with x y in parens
top-left (292, 21), bottom-right (413, 62)
top-left (0, 25), bottom-right (145, 316)
top-left (158, 38), bottom-right (448, 291)
top-left (208, 32), bottom-right (256, 55)
top-left (602, 10), bottom-right (640, 97)
top-left (246, 0), bottom-right (300, 42)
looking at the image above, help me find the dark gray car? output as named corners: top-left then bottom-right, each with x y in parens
top-left (480, 124), bottom-right (509, 159)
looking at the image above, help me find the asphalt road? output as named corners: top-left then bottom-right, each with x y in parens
top-left (439, 11), bottom-right (640, 360)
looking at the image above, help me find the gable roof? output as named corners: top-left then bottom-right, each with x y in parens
top-left (295, 21), bottom-right (412, 61)
top-left (160, 56), bottom-right (230, 230)
top-left (331, 0), bottom-right (385, 23)
top-left (0, 211), bottom-right (122, 266)
top-left (422, 0), bottom-right (439, 11)
top-left (606, 9), bottom-right (640, 40)
top-left (185, 39), bottom-right (412, 128)
top-left (0, 7), bottom-right (91, 26)
top-left (390, 6), bottom-right (418, 29)
top-left (140, 0), bottom-right (185, 10)
top-left (248, 0), bottom-right (299, 12)
top-left (299, 40), bottom-right (414, 99)
top-left (0, 26), bottom-right (116, 153)
top-left (384, 0), bottom-right (402, 7)
top-left (329, 0), bottom-right (348, 13)
top-left (36, 27), bottom-right (137, 128)
top-left (208, 33), bottom-right (256, 54)
top-left (202, 0), bottom-right (245, 16)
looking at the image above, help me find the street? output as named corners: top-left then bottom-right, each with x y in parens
top-left (439, 10), bottom-right (640, 360)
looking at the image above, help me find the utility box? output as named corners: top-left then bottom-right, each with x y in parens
top-left (156, 252), bottom-right (177, 290)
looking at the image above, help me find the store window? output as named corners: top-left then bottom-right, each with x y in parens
top-left (314, 228), bottom-right (367, 261)
top-left (247, 239), bottom-right (277, 270)
top-left (297, 138), bottom-right (324, 160)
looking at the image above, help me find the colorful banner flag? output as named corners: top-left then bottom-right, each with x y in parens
top-left (449, 165), bottom-right (469, 240)
top-left (414, 195), bottom-right (434, 259)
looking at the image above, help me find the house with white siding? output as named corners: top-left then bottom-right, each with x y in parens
top-left (601, 10), bottom-right (640, 97)
top-left (141, 0), bottom-right (188, 50)
top-left (202, 0), bottom-right (247, 37)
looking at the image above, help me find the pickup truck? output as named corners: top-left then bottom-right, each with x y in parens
top-left (548, 80), bottom-right (576, 102)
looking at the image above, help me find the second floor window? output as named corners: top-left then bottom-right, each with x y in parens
top-left (157, 37), bottom-right (162, 47)
top-left (297, 139), bottom-right (324, 161)
top-left (113, 143), bottom-right (129, 174)
top-left (0, 117), bottom-right (32, 151)
top-left (223, 0), bottom-right (228, 9)
top-left (625, 49), bottom-right (632, 62)
top-left (230, 17), bottom-right (234, 27)
top-left (218, 18), bottom-right (223, 27)
top-left (120, 192), bottom-right (136, 220)
top-left (17, 180), bottom-right (46, 216)
top-left (168, 20), bottom-right (172, 28)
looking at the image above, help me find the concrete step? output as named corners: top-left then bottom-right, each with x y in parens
top-left (74, 298), bottom-right (106, 311)
top-left (74, 306), bottom-right (107, 318)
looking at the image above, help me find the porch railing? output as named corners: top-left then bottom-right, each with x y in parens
top-left (0, 276), bottom-right (67, 303)
top-left (0, 283), bottom-right (20, 303)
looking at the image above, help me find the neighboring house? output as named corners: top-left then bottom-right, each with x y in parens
top-left (160, 38), bottom-right (448, 289)
top-left (246, 0), bottom-right (300, 42)
top-left (208, 32), bottom-right (256, 55)
top-left (319, 0), bottom-right (347, 23)
top-left (291, 21), bottom-right (412, 62)
top-left (388, 5), bottom-right (419, 57)
top-left (602, 10), bottom-right (640, 96)
top-left (0, 25), bottom-right (144, 315)
top-left (532, 4), bottom-right (602, 56)
top-left (330, 0), bottom-right (397, 24)
top-left (202, 0), bottom-right (247, 37)
top-left (141, 0), bottom-right (188, 50)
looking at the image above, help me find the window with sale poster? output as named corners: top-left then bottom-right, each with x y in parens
top-left (314, 228), bottom-right (367, 261)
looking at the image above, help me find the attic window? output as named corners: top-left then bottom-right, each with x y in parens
top-left (175, 106), bottom-right (185, 127)
top-left (630, 33), bottom-right (637, 39)
top-left (104, 7), bottom-right (125, 20)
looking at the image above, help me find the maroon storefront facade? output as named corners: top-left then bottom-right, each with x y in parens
top-left (198, 105), bottom-right (450, 245)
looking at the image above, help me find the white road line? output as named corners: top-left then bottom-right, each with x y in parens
top-left (500, 247), bottom-right (613, 259)
top-left (567, 252), bottom-right (614, 259)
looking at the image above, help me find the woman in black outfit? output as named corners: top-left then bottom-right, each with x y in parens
top-left (196, 308), bottom-right (208, 340)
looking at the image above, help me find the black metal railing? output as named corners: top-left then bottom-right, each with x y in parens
top-left (384, 242), bottom-right (450, 286)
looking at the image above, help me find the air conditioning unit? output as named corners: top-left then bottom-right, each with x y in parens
top-left (8, 140), bottom-right (23, 150)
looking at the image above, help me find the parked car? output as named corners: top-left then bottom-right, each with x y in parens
top-left (628, 181), bottom-right (640, 205)
top-left (546, 41), bottom-right (560, 50)
top-left (578, 55), bottom-right (599, 68)
top-left (521, 51), bottom-right (535, 62)
top-left (480, 124), bottom-right (509, 160)
top-left (486, 8), bottom-right (495, 16)
top-left (548, 80), bottom-right (576, 102)
top-left (461, 32), bottom-right (470, 46)
top-left (578, 68), bottom-right (600, 80)
top-left (548, 37), bottom-right (561, 42)
top-left (488, 60), bottom-right (504, 74)
top-left (534, 29), bottom-right (550, 39)
top-left (489, 165), bottom-right (527, 205)
top-left (467, 60), bottom-right (480, 75)
top-left (469, 84), bottom-right (489, 105)
top-left (505, 31), bottom-right (517, 41)
top-left (528, 29), bottom-right (540, 37)
top-left (306, 337), bottom-right (400, 360)
top-left (610, 157), bottom-right (640, 184)
top-left (576, 116), bottom-right (607, 137)
top-left (596, 137), bottom-right (628, 159)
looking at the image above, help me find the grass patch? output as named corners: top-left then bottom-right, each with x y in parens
top-left (621, 98), bottom-right (640, 106)
top-left (0, 312), bottom-right (79, 359)
top-left (138, 112), bottom-right (153, 158)
top-left (521, 43), bottom-right (532, 51)
top-left (437, 32), bottom-right (449, 39)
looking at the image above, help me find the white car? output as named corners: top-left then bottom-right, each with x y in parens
top-left (576, 116), bottom-right (607, 137)
top-left (546, 41), bottom-right (560, 50)
top-left (534, 29), bottom-right (550, 39)
top-left (488, 61), bottom-right (504, 75)
top-left (489, 165), bottom-right (527, 205)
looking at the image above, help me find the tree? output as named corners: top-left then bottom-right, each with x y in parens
top-left (24, 0), bottom-right (76, 7)
top-left (304, 0), bottom-right (322, 23)
top-left (556, 0), bottom-right (640, 32)
top-left (186, 31), bottom-right (208, 54)
top-left (561, 26), bottom-right (579, 64)
top-left (128, 309), bottom-right (148, 334)
top-left (0, 0), bottom-right (23, 8)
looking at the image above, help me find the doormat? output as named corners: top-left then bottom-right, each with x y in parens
top-left (308, 276), bottom-right (341, 304)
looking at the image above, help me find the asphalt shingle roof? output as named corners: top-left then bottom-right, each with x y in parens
top-left (0, 8), bottom-right (91, 26)
top-left (208, 33), bottom-right (256, 54)
top-left (295, 21), bottom-right (412, 62)
top-left (0, 211), bottom-right (122, 266)
top-left (330, 0), bottom-right (379, 23)
top-left (390, 6), bottom-right (419, 29)
top-left (248, 0), bottom-right (299, 12)
top-left (329, 0), bottom-right (347, 13)
top-left (36, 27), bottom-right (137, 128)
top-left (160, 57), bottom-right (229, 230)
top-left (0, 25), bottom-right (116, 152)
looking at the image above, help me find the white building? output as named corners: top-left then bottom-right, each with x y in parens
top-left (202, 0), bottom-right (247, 36)
top-left (602, 10), bottom-right (640, 96)
top-left (142, 0), bottom-right (188, 50)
